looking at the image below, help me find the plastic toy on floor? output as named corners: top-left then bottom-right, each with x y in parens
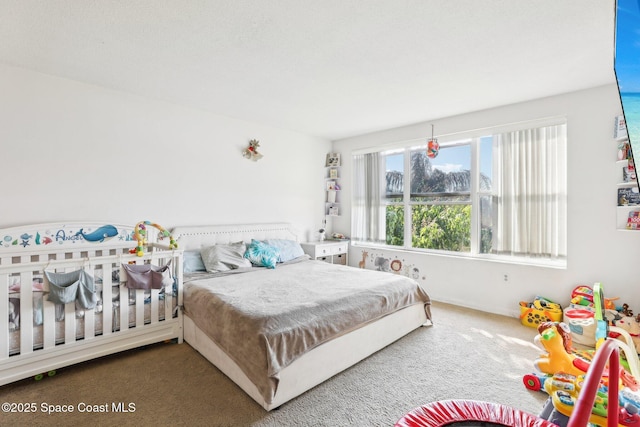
top-left (537, 339), bottom-right (640, 427)
top-left (612, 316), bottom-right (640, 353)
top-left (570, 285), bottom-right (619, 311)
top-left (529, 284), bottom-right (640, 426)
top-left (519, 296), bottom-right (563, 327)
top-left (396, 341), bottom-right (634, 427)
top-left (534, 321), bottom-right (589, 377)
top-left (529, 283), bottom-right (640, 387)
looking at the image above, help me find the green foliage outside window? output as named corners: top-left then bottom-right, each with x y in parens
top-left (385, 204), bottom-right (472, 251)
top-left (385, 205), bottom-right (404, 246)
top-left (412, 204), bottom-right (471, 252)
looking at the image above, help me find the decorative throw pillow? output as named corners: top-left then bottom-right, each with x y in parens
top-left (201, 242), bottom-right (251, 272)
top-left (183, 250), bottom-right (206, 273)
top-left (244, 239), bottom-right (280, 269)
top-left (263, 239), bottom-right (305, 262)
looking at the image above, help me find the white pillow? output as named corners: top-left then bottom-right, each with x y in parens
top-left (200, 242), bottom-right (251, 272)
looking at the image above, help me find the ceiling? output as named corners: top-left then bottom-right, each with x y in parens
top-left (0, 0), bottom-right (617, 140)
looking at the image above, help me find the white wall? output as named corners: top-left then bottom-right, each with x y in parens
top-left (333, 84), bottom-right (640, 317)
top-left (0, 63), bottom-right (331, 238)
top-left (2, 63), bottom-right (636, 317)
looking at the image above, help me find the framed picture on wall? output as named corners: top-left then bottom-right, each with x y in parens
top-left (329, 168), bottom-right (338, 178)
top-left (326, 153), bottom-right (341, 167)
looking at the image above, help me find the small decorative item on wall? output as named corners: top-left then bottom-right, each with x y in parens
top-left (243, 139), bottom-right (263, 161)
top-left (361, 250), bottom-right (425, 281)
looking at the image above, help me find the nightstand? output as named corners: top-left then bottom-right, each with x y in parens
top-left (300, 241), bottom-right (349, 265)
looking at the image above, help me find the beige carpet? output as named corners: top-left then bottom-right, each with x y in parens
top-left (0, 301), bottom-right (549, 426)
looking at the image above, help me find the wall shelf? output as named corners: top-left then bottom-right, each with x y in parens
top-left (614, 129), bottom-right (640, 231)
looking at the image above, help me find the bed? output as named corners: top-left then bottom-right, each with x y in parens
top-left (172, 222), bottom-right (432, 411)
top-left (0, 222), bottom-right (183, 386)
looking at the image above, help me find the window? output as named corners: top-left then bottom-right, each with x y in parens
top-left (352, 121), bottom-right (567, 264)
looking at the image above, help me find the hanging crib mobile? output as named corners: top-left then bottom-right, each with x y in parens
top-left (131, 220), bottom-right (178, 256)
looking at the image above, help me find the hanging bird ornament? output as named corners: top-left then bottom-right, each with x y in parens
top-left (243, 139), bottom-right (263, 161)
top-left (426, 125), bottom-right (439, 159)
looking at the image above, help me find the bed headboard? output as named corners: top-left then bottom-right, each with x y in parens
top-left (170, 223), bottom-right (299, 251)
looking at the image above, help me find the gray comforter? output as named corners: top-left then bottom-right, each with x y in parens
top-left (184, 260), bottom-right (431, 404)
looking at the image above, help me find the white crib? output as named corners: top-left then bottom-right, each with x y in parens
top-left (0, 222), bottom-right (183, 386)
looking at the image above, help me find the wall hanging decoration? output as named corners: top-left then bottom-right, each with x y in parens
top-left (426, 124), bottom-right (439, 158)
top-left (243, 139), bottom-right (263, 161)
top-left (131, 220), bottom-right (177, 256)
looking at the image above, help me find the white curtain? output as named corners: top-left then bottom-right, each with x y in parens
top-left (492, 124), bottom-right (567, 258)
top-left (351, 152), bottom-right (385, 244)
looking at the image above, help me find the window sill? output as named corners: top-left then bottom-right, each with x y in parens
top-left (351, 242), bottom-right (567, 269)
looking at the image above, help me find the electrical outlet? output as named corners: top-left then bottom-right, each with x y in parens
top-left (503, 274), bottom-right (508, 282)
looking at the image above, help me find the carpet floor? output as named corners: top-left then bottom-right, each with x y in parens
top-left (0, 301), bottom-right (549, 426)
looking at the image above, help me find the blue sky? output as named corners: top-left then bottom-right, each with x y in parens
top-left (616, 0), bottom-right (640, 93)
top-left (386, 136), bottom-right (493, 179)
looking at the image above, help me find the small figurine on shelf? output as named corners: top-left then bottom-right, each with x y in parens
top-left (318, 228), bottom-right (326, 241)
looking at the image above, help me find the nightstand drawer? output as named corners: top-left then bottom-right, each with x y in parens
top-left (330, 243), bottom-right (347, 255)
top-left (301, 241), bottom-right (349, 265)
top-left (314, 242), bottom-right (347, 256)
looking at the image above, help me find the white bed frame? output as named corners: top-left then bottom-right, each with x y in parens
top-left (0, 222), bottom-right (183, 386)
top-left (172, 222), bottom-right (430, 411)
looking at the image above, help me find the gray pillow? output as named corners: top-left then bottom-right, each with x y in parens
top-left (201, 242), bottom-right (251, 272)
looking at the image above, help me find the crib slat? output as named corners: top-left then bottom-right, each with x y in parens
top-left (119, 263), bottom-right (129, 332)
top-left (42, 291), bottom-right (56, 349)
top-left (100, 261), bottom-right (113, 337)
top-left (135, 289), bottom-right (145, 327)
top-left (0, 271), bottom-right (9, 360)
top-left (82, 252), bottom-right (95, 340)
top-left (19, 262), bottom-right (34, 355)
top-left (150, 288), bottom-right (159, 323)
top-left (64, 301), bottom-right (75, 344)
